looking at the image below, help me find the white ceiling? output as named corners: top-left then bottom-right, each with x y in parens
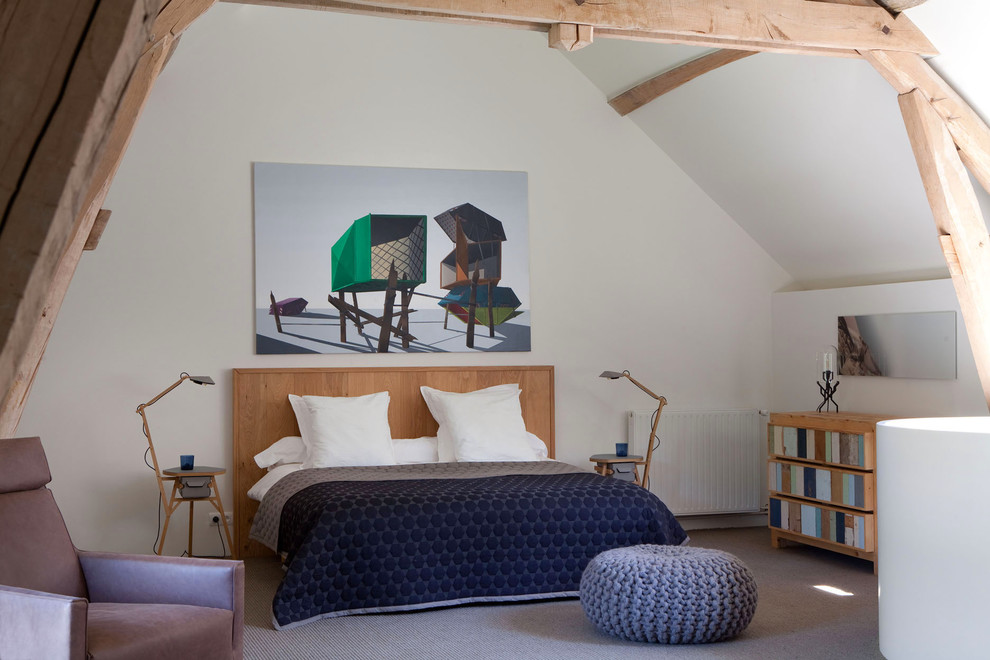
top-left (563, 0), bottom-right (990, 289)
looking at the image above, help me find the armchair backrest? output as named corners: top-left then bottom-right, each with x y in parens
top-left (0, 437), bottom-right (87, 599)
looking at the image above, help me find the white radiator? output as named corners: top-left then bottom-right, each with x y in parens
top-left (627, 409), bottom-right (766, 516)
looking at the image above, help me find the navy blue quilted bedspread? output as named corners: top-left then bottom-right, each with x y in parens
top-left (272, 471), bottom-right (687, 628)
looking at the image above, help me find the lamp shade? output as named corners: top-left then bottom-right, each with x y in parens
top-left (189, 376), bottom-right (215, 385)
top-left (599, 371), bottom-right (625, 379)
top-left (816, 345), bottom-right (838, 378)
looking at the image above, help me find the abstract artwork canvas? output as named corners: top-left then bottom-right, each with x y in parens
top-left (253, 163), bottom-right (531, 354)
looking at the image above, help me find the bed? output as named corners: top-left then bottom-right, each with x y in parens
top-left (232, 366), bottom-right (686, 629)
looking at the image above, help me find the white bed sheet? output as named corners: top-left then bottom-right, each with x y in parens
top-left (248, 463), bottom-right (303, 501)
top-left (248, 434), bottom-right (553, 501)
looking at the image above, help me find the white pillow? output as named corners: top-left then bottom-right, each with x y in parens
top-left (421, 385), bottom-right (537, 462)
top-left (526, 432), bottom-right (549, 459)
top-left (392, 436), bottom-right (439, 464)
top-left (435, 426), bottom-right (457, 463)
top-left (301, 392), bottom-right (397, 468)
top-left (390, 434), bottom-right (544, 463)
top-left (422, 384), bottom-right (520, 462)
top-left (288, 394), bottom-right (315, 457)
top-left (254, 436), bottom-right (307, 470)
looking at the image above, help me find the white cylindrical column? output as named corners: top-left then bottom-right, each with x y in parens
top-left (877, 417), bottom-right (990, 659)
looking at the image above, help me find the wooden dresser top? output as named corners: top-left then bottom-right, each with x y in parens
top-left (769, 411), bottom-right (902, 434)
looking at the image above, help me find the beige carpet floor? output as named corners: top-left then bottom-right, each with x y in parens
top-left (243, 526), bottom-right (882, 659)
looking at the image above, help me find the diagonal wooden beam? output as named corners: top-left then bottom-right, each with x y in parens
top-left (0, 0), bottom-right (214, 436)
top-left (0, 0), bottom-right (158, 425)
top-left (862, 49), bottom-right (990, 197)
top-left (0, 34), bottom-right (173, 437)
top-left (898, 88), bottom-right (990, 409)
top-left (228, 0), bottom-right (936, 57)
top-left (865, 50), bottom-right (990, 407)
top-left (0, 2), bottom-right (93, 218)
top-left (609, 50), bottom-right (758, 116)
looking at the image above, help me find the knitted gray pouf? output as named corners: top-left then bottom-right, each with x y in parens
top-left (580, 545), bottom-right (758, 644)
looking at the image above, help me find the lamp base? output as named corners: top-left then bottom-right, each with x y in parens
top-left (816, 379), bottom-right (839, 413)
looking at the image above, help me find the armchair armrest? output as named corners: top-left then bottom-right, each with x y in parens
top-left (78, 550), bottom-right (243, 611)
top-left (0, 584), bottom-right (87, 660)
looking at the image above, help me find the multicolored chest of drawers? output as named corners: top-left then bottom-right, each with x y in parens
top-left (767, 412), bottom-right (892, 572)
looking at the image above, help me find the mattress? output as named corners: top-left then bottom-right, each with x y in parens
top-left (250, 461), bottom-right (687, 629)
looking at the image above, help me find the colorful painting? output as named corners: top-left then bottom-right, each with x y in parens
top-left (253, 163), bottom-right (531, 354)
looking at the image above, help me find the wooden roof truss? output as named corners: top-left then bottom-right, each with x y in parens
top-left (3, 0), bottom-right (989, 436)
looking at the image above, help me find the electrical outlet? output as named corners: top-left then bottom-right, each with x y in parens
top-left (208, 512), bottom-right (233, 527)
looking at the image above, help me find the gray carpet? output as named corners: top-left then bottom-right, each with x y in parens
top-left (243, 527), bottom-right (882, 659)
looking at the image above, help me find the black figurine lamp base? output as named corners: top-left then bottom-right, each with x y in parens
top-left (817, 373), bottom-right (839, 413)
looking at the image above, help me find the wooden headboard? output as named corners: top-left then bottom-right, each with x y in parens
top-left (232, 365), bottom-right (555, 558)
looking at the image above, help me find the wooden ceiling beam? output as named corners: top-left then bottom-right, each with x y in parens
top-left (864, 48), bottom-right (990, 409)
top-left (609, 50), bottom-right (758, 116)
top-left (227, 0), bottom-right (936, 57)
top-left (592, 28), bottom-right (860, 58)
top-left (0, 0), bottom-right (213, 436)
top-left (0, 0), bottom-right (158, 421)
top-left (898, 88), bottom-right (990, 409)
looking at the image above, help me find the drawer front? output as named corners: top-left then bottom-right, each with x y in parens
top-left (768, 424), bottom-right (873, 468)
top-left (768, 460), bottom-right (873, 511)
top-left (769, 496), bottom-right (875, 551)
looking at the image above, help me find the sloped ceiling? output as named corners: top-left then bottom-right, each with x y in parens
top-left (563, 0), bottom-right (990, 290)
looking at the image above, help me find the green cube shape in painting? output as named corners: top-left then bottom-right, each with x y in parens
top-left (331, 214), bottom-right (427, 293)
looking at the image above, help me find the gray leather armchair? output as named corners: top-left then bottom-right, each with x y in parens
top-left (0, 437), bottom-right (244, 660)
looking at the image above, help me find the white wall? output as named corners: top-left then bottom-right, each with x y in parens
top-left (772, 279), bottom-right (987, 416)
top-left (564, 0), bottom-right (990, 290)
top-left (17, 4), bottom-right (790, 555)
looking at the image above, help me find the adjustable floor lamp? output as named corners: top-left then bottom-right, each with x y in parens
top-left (600, 370), bottom-right (667, 490)
top-left (136, 372), bottom-right (219, 555)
